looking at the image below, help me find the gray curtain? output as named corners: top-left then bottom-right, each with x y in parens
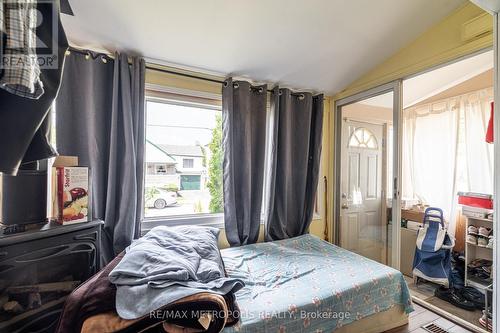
top-left (56, 51), bottom-right (145, 263)
top-left (222, 78), bottom-right (267, 246)
top-left (265, 88), bottom-right (324, 240)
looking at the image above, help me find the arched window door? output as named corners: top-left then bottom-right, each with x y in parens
top-left (348, 127), bottom-right (378, 149)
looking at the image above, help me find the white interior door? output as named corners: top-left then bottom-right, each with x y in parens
top-left (340, 120), bottom-right (385, 263)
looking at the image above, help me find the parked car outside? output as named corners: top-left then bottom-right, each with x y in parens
top-left (145, 189), bottom-right (177, 209)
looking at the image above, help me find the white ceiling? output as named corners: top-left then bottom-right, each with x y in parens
top-left (403, 50), bottom-right (493, 107)
top-left (359, 50), bottom-right (494, 108)
top-left (61, 0), bottom-right (466, 95)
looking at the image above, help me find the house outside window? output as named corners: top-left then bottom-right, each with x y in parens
top-left (156, 164), bottom-right (167, 174)
top-left (141, 89), bottom-right (322, 229)
top-left (143, 96), bottom-right (223, 226)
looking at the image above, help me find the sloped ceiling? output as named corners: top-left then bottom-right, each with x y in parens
top-left (61, 0), bottom-right (466, 95)
top-left (359, 50), bottom-right (494, 108)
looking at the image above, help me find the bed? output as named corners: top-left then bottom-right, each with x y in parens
top-left (70, 232), bottom-right (412, 333)
top-left (221, 234), bottom-right (413, 333)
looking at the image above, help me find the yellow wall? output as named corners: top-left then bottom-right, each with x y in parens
top-left (335, 2), bottom-right (492, 100)
top-left (145, 69), bottom-right (333, 248)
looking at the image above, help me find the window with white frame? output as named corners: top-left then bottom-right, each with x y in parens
top-left (183, 158), bottom-right (194, 169)
top-left (143, 96), bottom-right (223, 223)
top-left (142, 89), bottom-right (324, 227)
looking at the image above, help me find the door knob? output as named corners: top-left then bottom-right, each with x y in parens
top-left (341, 203), bottom-right (349, 209)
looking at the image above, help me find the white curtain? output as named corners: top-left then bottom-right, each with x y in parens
top-left (403, 99), bottom-right (460, 233)
top-left (463, 88), bottom-right (494, 194)
top-left (403, 87), bottom-right (494, 236)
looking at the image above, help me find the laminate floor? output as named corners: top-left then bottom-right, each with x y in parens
top-left (403, 276), bottom-right (485, 332)
top-left (385, 303), bottom-right (473, 333)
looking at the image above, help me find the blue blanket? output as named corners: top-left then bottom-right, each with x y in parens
top-left (221, 234), bottom-right (413, 332)
top-left (109, 226), bottom-right (244, 319)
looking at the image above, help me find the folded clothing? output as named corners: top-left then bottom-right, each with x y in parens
top-left (109, 226), bottom-right (244, 320)
top-left (56, 226), bottom-right (242, 333)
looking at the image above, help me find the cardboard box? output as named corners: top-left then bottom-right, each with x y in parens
top-left (49, 156), bottom-right (79, 219)
top-left (52, 165), bottom-right (89, 225)
top-left (55, 167), bottom-right (89, 224)
top-left (52, 156), bottom-right (79, 168)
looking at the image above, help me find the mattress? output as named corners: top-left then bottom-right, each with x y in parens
top-left (221, 234), bottom-right (413, 332)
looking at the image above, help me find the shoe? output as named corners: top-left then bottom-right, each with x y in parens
top-left (487, 237), bottom-right (494, 249)
top-left (468, 259), bottom-right (492, 268)
top-left (469, 267), bottom-right (492, 283)
top-left (468, 260), bottom-right (493, 284)
top-left (479, 310), bottom-right (492, 331)
top-left (478, 236), bottom-right (488, 247)
top-left (478, 227), bottom-right (491, 238)
top-left (467, 234), bottom-right (477, 245)
top-left (457, 286), bottom-right (485, 309)
top-left (434, 286), bottom-right (477, 311)
top-left (482, 265), bottom-right (492, 275)
top-left (468, 225), bottom-right (478, 235)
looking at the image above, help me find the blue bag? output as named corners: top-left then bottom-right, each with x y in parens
top-left (412, 208), bottom-right (455, 287)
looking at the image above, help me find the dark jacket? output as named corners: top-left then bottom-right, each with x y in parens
top-left (0, 1), bottom-right (68, 174)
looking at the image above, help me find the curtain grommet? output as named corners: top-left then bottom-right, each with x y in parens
top-left (233, 82), bottom-right (239, 89)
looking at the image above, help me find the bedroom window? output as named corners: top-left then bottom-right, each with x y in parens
top-left (141, 87), bottom-right (322, 228)
top-left (142, 95), bottom-right (223, 227)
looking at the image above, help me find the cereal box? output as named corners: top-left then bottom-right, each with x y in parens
top-left (54, 167), bottom-right (89, 224)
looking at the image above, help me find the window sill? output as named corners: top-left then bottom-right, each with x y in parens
top-left (141, 213), bottom-right (224, 235)
top-left (141, 214), bottom-right (324, 236)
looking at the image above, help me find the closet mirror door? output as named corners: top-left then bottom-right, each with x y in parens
top-left (337, 90), bottom-right (397, 266)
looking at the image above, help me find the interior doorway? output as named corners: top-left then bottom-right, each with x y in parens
top-left (336, 89), bottom-right (399, 266)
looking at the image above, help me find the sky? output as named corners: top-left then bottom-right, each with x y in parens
top-left (146, 101), bottom-right (219, 146)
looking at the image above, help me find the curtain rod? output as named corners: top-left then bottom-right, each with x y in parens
top-left (147, 65), bottom-right (225, 85)
top-left (145, 63), bottom-right (324, 98)
top-left (67, 46), bottom-right (225, 84)
top-left (66, 46), bottom-right (324, 98)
